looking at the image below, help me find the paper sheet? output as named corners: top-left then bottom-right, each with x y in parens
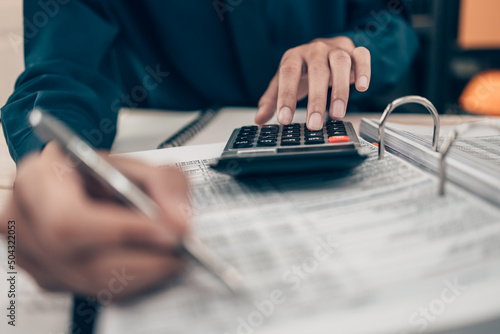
top-left (97, 142), bottom-right (500, 334)
top-left (387, 121), bottom-right (500, 167)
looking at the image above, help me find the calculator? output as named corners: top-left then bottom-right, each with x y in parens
top-left (211, 120), bottom-right (367, 177)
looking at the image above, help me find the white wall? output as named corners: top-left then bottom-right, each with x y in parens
top-left (0, 0), bottom-right (24, 108)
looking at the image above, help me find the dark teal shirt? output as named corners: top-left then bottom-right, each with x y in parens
top-left (2, 0), bottom-right (418, 162)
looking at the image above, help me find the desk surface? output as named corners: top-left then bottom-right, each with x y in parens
top-left (0, 126), bottom-right (15, 212)
top-left (0, 109), bottom-right (496, 334)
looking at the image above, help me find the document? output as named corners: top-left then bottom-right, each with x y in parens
top-left (97, 142), bottom-right (500, 334)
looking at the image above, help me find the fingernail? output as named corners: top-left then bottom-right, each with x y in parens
top-left (308, 113), bottom-right (323, 131)
top-left (331, 100), bottom-right (345, 119)
top-left (358, 76), bottom-right (369, 90)
top-left (278, 107), bottom-right (293, 124)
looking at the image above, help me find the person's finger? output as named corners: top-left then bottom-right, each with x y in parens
top-left (276, 52), bottom-right (303, 125)
top-left (6, 189), bottom-right (185, 297)
top-left (17, 256), bottom-right (67, 292)
top-left (17, 237), bottom-right (185, 299)
top-left (305, 43), bottom-right (331, 130)
top-left (351, 46), bottom-right (371, 92)
top-left (328, 49), bottom-right (352, 120)
top-left (255, 75), bottom-right (279, 125)
top-left (69, 199), bottom-right (185, 256)
top-left (107, 157), bottom-right (191, 234)
top-left (14, 171), bottom-right (180, 255)
top-left (71, 249), bottom-right (185, 301)
top-left (4, 200), bottom-right (82, 292)
top-left (17, 186), bottom-right (180, 255)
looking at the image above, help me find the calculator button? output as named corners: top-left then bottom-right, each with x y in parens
top-left (328, 136), bottom-right (350, 143)
top-left (239, 132), bottom-right (256, 137)
top-left (281, 134), bottom-right (300, 139)
top-left (305, 131), bottom-right (324, 137)
top-left (305, 137), bottom-right (325, 144)
top-left (259, 134), bottom-right (278, 140)
top-left (239, 133), bottom-right (256, 138)
top-left (327, 131), bottom-right (347, 136)
top-left (257, 139), bottom-right (277, 147)
top-left (241, 126), bottom-right (258, 131)
top-left (237, 136), bottom-right (255, 142)
top-left (233, 141), bottom-right (253, 148)
top-left (238, 133), bottom-right (256, 137)
top-left (261, 125), bottom-right (279, 131)
top-left (260, 129), bottom-right (278, 135)
top-left (326, 124), bottom-right (345, 130)
top-left (282, 129), bottom-right (300, 135)
top-left (327, 120), bottom-right (343, 126)
top-left (283, 124), bottom-right (300, 130)
top-left (240, 128), bottom-right (257, 133)
top-left (281, 138), bottom-right (301, 146)
top-left (327, 128), bottom-right (347, 133)
top-left (262, 124), bottom-right (279, 128)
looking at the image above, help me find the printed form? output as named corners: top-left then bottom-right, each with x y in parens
top-left (97, 142), bottom-right (500, 334)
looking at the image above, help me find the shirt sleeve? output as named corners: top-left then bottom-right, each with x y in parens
top-left (1, 0), bottom-right (122, 163)
top-left (341, 0), bottom-right (419, 101)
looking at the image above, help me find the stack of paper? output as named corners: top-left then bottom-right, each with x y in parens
top-left (360, 118), bottom-right (500, 206)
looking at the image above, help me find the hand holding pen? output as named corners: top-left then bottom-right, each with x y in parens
top-left (0, 109), bottom-right (245, 302)
top-left (0, 141), bottom-right (191, 301)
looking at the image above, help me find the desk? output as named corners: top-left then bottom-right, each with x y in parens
top-left (0, 109), bottom-right (497, 334)
top-left (0, 126), bottom-right (15, 209)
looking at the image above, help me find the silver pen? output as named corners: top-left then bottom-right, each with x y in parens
top-left (29, 108), bottom-right (246, 294)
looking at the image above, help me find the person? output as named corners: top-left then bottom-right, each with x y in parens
top-left (0, 0), bottom-right (418, 300)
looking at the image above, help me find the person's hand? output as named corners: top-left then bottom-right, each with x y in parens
top-left (255, 36), bottom-right (371, 130)
top-left (0, 142), bottom-right (191, 302)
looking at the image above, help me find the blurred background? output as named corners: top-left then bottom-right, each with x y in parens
top-left (1, 0), bottom-right (499, 115)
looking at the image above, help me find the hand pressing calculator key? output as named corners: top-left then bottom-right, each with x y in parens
top-left (211, 120), bottom-right (367, 177)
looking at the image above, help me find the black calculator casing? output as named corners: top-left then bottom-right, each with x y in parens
top-left (211, 121), bottom-right (367, 177)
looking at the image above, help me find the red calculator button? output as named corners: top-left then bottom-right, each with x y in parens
top-left (328, 135), bottom-right (350, 144)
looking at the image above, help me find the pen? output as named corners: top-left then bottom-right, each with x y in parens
top-left (29, 108), bottom-right (246, 294)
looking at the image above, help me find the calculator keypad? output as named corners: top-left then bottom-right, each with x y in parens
top-left (231, 120), bottom-right (350, 149)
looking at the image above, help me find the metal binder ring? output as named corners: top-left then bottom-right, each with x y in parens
top-left (378, 96), bottom-right (440, 160)
top-left (438, 121), bottom-right (500, 196)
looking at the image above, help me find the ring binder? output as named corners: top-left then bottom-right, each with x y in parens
top-left (378, 96), bottom-right (440, 160)
top-left (438, 121), bottom-right (500, 196)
